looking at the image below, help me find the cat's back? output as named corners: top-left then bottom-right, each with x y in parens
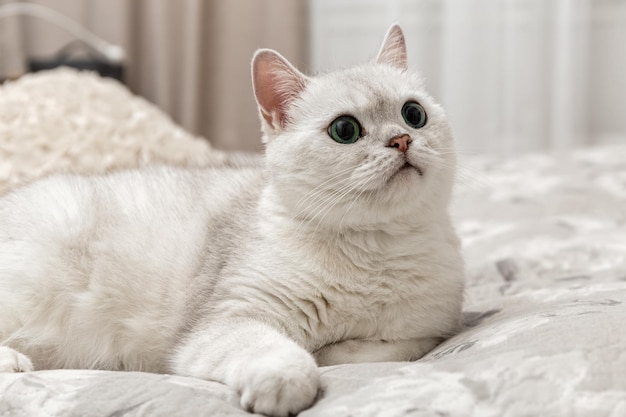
top-left (1, 165), bottom-right (263, 233)
top-left (0, 165), bottom-right (265, 287)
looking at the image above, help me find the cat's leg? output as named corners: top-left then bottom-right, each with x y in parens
top-left (313, 337), bottom-right (442, 366)
top-left (0, 346), bottom-right (34, 373)
top-left (171, 319), bottom-right (319, 417)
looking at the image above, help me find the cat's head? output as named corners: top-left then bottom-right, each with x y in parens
top-left (252, 25), bottom-right (456, 230)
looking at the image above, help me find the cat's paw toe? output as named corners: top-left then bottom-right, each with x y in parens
top-left (238, 353), bottom-right (319, 417)
top-left (0, 346), bottom-right (34, 373)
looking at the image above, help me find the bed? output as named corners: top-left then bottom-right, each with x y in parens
top-left (1, 69), bottom-right (625, 417)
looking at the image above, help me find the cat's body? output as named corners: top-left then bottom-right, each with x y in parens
top-left (0, 26), bottom-right (464, 416)
top-left (0, 167), bottom-right (261, 372)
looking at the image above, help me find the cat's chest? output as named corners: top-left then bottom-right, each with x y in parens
top-left (283, 232), bottom-right (455, 348)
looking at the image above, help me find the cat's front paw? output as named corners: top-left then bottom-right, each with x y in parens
top-left (236, 350), bottom-right (319, 417)
top-left (0, 346), bottom-right (34, 373)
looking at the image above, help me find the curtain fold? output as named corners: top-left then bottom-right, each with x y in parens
top-left (0, 6), bottom-right (25, 78)
top-left (127, 0), bottom-right (307, 151)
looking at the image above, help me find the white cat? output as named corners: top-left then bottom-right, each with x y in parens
top-left (0, 25), bottom-right (464, 416)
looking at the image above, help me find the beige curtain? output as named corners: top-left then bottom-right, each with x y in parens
top-left (0, 0), bottom-right (308, 152)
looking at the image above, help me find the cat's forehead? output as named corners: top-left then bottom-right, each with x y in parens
top-left (302, 64), bottom-right (427, 116)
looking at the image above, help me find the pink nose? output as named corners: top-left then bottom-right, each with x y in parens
top-left (388, 134), bottom-right (412, 153)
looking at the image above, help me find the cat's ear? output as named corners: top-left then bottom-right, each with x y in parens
top-left (252, 49), bottom-right (308, 131)
top-left (376, 24), bottom-right (408, 71)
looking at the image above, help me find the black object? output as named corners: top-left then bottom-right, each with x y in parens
top-left (28, 40), bottom-right (125, 83)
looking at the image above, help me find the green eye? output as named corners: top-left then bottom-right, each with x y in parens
top-left (328, 116), bottom-right (361, 144)
top-left (401, 101), bottom-right (427, 129)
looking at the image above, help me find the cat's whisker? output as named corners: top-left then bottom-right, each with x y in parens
top-left (292, 182), bottom-right (361, 234)
top-left (293, 175), bottom-right (351, 216)
top-left (427, 145), bottom-right (482, 157)
top-left (293, 165), bottom-right (355, 207)
top-left (430, 147), bottom-right (474, 154)
top-left (308, 181), bottom-right (361, 228)
top-left (311, 192), bottom-right (356, 237)
top-left (293, 180), bottom-right (354, 220)
top-left (337, 173), bottom-right (378, 231)
top-left (418, 155), bottom-right (489, 191)
top-left (293, 178), bottom-right (361, 240)
top-left (292, 166), bottom-right (356, 217)
top-left (427, 154), bottom-right (488, 186)
top-left (292, 180), bottom-right (352, 222)
top-left (455, 165), bottom-right (490, 189)
top-left (306, 174), bottom-right (372, 238)
top-left (296, 177), bottom-right (357, 223)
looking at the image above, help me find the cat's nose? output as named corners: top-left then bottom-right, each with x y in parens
top-left (388, 134), bottom-right (412, 153)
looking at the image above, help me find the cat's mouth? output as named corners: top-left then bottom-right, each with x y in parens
top-left (386, 157), bottom-right (424, 185)
top-left (387, 161), bottom-right (423, 185)
top-left (397, 161), bottom-right (423, 177)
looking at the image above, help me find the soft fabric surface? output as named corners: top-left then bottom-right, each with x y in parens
top-left (1, 69), bottom-right (625, 416)
top-left (0, 68), bottom-right (234, 195)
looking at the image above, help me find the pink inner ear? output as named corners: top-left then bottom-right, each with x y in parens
top-left (254, 57), bottom-right (283, 127)
top-left (253, 50), bottom-right (307, 130)
top-left (376, 25), bottom-right (408, 71)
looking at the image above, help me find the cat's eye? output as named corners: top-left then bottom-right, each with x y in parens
top-left (401, 101), bottom-right (427, 129)
top-left (328, 116), bottom-right (361, 144)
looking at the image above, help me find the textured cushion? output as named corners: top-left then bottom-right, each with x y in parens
top-left (0, 68), bottom-right (229, 195)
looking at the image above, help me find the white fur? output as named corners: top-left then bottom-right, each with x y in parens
top-left (0, 346), bottom-right (33, 372)
top-left (0, 26), bottom-right (464, 416)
